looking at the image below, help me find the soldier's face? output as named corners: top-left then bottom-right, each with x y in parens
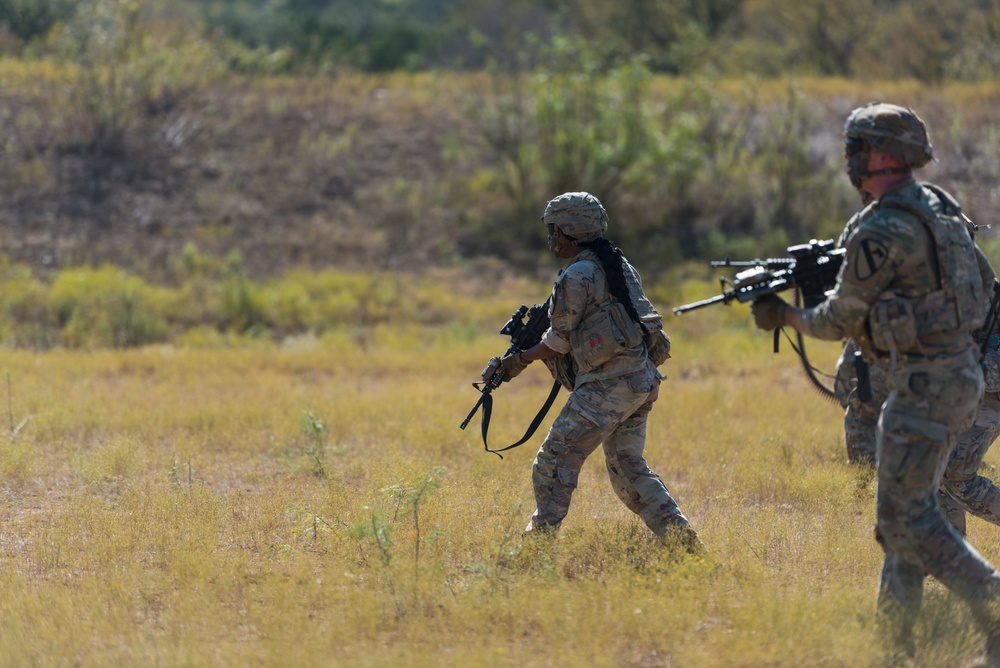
top-left (546, 224), bottom-right (576, 258)
top-left (844, 136), bottom-right (871, 192)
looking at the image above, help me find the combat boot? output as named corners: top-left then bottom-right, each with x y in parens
top-left (655, 524), bottom-right (705, 556)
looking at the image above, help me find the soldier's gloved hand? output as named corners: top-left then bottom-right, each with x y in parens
top-left (498, 351), bottom-right (530, 382)
top-left (482, 356), bottom-right (502, 383)
top-left (751, 295), bottom-right (788, 331)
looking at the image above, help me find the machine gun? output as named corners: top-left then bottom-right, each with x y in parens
top-left (672, 239), bottom-right (845, 315)
top-left (459, 298), bottom-right (561, 458)
top-left (672, 239), bottom-right (851, 402)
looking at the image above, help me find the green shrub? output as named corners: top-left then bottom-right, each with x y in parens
top-left (48, 265), bottom-right (168, 348)
top-left (0, 259), bottom-right (54, 349)
top-left (0, 252), bottom-right (536, 350)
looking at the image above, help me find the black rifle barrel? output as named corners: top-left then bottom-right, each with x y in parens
top-left (672, 292), bottom-right (732, 315)
top-left (710, 258), bottom-right (795, 268)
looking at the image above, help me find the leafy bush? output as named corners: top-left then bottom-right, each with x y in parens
top-left (48, 0), bottom-right (225, 156)
top-left (457, 38), bottom-right (658, 261)
top-left (0, 250), bottom-right (501, 350)
top-left (459, 53), bottom-right (856, 269)
top-left (0, 259), bottom-right (54, 348)
top-left (48, 265), bottom-right (169, 348)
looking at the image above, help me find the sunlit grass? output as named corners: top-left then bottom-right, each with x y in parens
top-left (0, 281), bottom-right (996, 666)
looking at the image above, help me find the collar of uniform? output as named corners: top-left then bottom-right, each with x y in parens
top-left (878, 176), bottom-right (919, 200)
top-left (569, 247), bottom-right (600, 263)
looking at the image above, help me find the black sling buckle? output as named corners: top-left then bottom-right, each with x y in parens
top-left (476, 380), bottom-right (561, 459)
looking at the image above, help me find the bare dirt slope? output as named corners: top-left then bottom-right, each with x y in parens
top-left (0, 75), bottom-right (467, 280)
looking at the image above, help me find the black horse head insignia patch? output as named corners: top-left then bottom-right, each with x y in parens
top-left (855, 239), bottom-right (889, 281)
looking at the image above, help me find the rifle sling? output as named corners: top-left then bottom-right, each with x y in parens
top-left (479, 380), bottom-right (561, 458)
top-left (981, 280), bottom-right (1000, 358)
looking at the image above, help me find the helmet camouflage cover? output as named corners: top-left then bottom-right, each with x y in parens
top-left (541, 192), bottom-right (609, 242)
top-left (844, 102), bottom-right (934, 168)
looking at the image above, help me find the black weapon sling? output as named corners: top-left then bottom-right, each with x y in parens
top-left (981, 279), bottom-right (1000, 358)
top-left (477, 380), bottom-right (561, 458)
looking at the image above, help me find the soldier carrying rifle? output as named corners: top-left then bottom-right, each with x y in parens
top-left (490, 191), bottom-right (700, 550)
top-left (750, 102), bottom-right (1000, 665)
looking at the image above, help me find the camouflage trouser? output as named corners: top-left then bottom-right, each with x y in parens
top-left (838, 339), bottom-right (1000, 532)
top-left (876, 348), bottom-right (1000, 646)
top-left (938, 391), bottom-right (1000, 535)
top-left (527, 363), bottom-right (692, 536)
top-left (835, 339), bottom-right (890, 466)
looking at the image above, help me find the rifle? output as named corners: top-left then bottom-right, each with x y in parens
top-left (672, 239), bottom-right (845, 316)
top-left (459, 298), bottom-right (561, 458)
top-left (672, 238), bottom-right (848, 402)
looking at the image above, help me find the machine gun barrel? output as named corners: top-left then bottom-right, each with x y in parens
top-left (710, 258), bottom-right (795, 269)
top-left (672, 238), bottom-right (850, 403)
top-left (672, 292), bottom-right (733, 315)
top-left (672, 239), bottom-right (844, 316)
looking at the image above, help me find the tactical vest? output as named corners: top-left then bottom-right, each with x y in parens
top-left (866, 183), bottom-right (985, 358)
top-left (544, 253), bottom-right (670, 389)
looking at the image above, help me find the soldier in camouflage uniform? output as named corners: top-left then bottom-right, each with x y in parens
top-left (491, 192), bottom-right (699, 546)
top-left (833, 157), bottom-right (1000, 534)
top-left (837, 292), bottom-right (1000, 536)
top-left (751, 103), bottom-right (1000, 663)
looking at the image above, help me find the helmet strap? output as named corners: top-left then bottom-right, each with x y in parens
top-left (847, 145), bottom-right (911, 190)
top-left (863, 166), bottom-right (911, 178)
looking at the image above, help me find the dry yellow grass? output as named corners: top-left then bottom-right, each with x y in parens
top-left (0, 284), bottom-right (997, 667)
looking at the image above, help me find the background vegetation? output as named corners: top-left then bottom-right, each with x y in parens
top-left (0, 0), bottom-right (998, 320)
top-left (6, 0), bottom-right (1000, 80)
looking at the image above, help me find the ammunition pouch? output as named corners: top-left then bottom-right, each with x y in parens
top-left (644, 329), bottom-right (672, 367)
top-left (868, 288), bottom-right (982, 360)
top-left (869, 293), bottom-right (919, 356)
top-left (544, 355), bottom-right (578, 391)
top-left (570, 301), bottom-right (644, 374)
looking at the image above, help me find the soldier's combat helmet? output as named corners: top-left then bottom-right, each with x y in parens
top-left (844, 102), bottom-right (934, 169)
top-left (541, 191), bottom-right (608, 242)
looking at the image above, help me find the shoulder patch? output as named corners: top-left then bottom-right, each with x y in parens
top-left (855, 238), bottom-right (889, 281)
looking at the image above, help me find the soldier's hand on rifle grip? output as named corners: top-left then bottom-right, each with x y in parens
top-left (481, 357), bottom-right (502, 383)
top-left (498, 351), bottom-right (530, 382)
top-left (751, 295), bottom-right (788, 331)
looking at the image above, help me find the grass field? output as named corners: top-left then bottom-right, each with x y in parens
top-left (0, 282), bottom-right (997, 667)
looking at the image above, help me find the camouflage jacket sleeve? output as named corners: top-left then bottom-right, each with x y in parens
top-left (836, 206), bottom-right (871, 249)
top-left (541, 258), bottom-right (600, 354)
top-left (800, 212), bottom-right (906, 341)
